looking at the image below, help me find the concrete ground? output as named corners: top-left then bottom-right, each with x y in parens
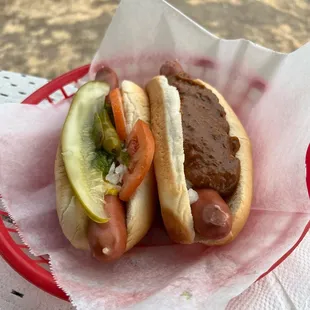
top-left (1, 0), bottom-right (310, 79)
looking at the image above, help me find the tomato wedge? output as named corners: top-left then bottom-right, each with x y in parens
top-left (109, 88), bottom-right (127, 141)
top-left (119, 119), bottom-right (155, 201)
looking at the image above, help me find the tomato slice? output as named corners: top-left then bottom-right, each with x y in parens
top-left (119, 119), bottom-right (155, 201)
top-left (109, 88), bottom-right (127, 141)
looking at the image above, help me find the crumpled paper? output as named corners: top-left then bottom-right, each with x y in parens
top-left (0, 0), bottom-right (309, 309)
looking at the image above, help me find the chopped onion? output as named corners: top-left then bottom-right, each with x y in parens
top-left (115, 164), bottom-right (127, 178)
top-left (188, 188), bottom-right (199, 204)
top-left (105, 163), bottom-right (127, 185)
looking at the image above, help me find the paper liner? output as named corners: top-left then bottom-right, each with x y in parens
top-left (0, 0), bottom-right (309, 309)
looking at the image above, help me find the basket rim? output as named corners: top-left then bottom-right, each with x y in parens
top-left (0, 64), bottom-right (309, 302)
top-left (0, 213), bottom-right (68, 300)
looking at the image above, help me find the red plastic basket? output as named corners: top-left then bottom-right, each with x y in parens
top-left (0, 64), bottom-right (90, 301)
top-left (0, 65), bottom-right (309, 301)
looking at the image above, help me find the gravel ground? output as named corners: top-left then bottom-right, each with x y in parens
top-left (1, 0), bottom-right (310, 79)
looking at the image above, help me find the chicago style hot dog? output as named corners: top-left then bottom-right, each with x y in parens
top-left (146, 61), bottom-right (253, 245)
top-left (55, 67), bottom-right (156, 261)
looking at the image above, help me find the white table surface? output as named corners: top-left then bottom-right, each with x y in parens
top-left (0, 70), bottom-right (309, 310)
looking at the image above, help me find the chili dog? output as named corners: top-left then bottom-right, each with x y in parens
top-left (55, 67), bottom-right (156, 261)
top-left (146, 61), bottom-right (253, 245)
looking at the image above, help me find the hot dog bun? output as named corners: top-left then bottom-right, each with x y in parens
top-left (146, 76), bottom-right (252, 245)
top-left (55, 80), bottom-right (156, 251)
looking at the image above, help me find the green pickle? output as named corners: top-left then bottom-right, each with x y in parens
top-left (92, 113), bottom-right (104, 149)
top-left (61, 80), bottom-right (112, 223)
top-left (92, 108), bottom-right (121, 155)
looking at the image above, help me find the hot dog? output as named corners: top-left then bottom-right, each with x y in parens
top-left (146, 61), bottom-right (253, 245)
top-left (95, 67), bottom-right (119, 90)
top-left (191, 189), bottom-right (232, 240)
top-left (88, 195), bottom-right (127, 262)
top-left (55, 66), bottom-right (156, 261)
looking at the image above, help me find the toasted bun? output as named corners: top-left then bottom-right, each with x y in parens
top-left (146, 76), bottom-right (253, 246)
top-left (55, 81), bottom-right (156, 252)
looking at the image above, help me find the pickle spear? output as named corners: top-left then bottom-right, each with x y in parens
top-left (61, 81), bottom-right (113, 223)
